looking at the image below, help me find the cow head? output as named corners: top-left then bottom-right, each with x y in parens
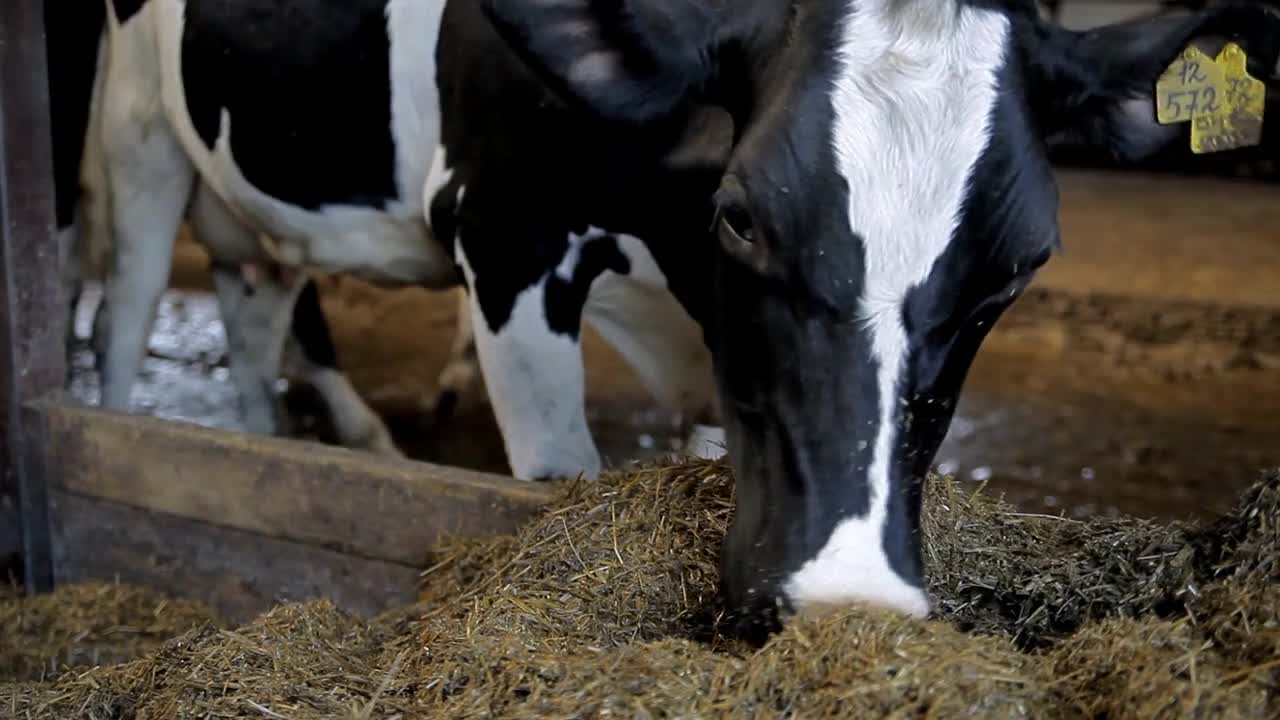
top-left (481, 0), bottom-right (1280, 640)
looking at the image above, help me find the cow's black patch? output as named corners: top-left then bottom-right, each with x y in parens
top-left (543, 237), bottom-right (631, 338)
top-left (46, 0), bottom-right (107, 229)
top-left (459, 226), bottom-right (562, 337)
top-left (111, 0), bottom-right (147, 23)
top-left (179, 0), bottom-right (398, 211)
top-left (290, 277), bottom-right (339, 369)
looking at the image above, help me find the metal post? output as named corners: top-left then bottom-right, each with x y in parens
top-left (0, 0), bottom-right (66, 593)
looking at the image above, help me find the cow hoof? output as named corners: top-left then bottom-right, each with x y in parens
top-left (365, 432), bottom-right (407, 459)
top-left (529, 471), bottom-right (596, 483)
top-left (517, 455), bottom-right (602, 483)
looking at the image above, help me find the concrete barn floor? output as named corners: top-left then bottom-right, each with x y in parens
top-left (67, 168), bottom-right (1280, 524)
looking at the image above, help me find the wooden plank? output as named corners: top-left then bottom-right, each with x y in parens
top-left (30, 398), bottom-right (557, 567)
top-left (0, 0), bottom-right (65, 593)
top-left (51, 491), bottom-right (421, 625)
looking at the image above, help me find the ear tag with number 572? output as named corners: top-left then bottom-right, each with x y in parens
top-left (1155, 42), bottom-right (1266, 154)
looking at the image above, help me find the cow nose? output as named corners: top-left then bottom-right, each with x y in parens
top-left (780, 525), bottom-right (933, 623)
top-left (719, 576), bottom-right (786, 646)
top-left (718, 539), bottom-right (788, 644)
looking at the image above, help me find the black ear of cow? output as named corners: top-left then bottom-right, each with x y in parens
top-left (481, 0), bottom-right (724, 125)
top-left (1033, 2), bottom-right (1280, 163)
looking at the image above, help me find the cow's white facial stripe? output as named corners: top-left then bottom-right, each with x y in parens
top-left (454, 237), bottom-right (602, 482)
top-left (782, 0), bottom-right (1009, 618)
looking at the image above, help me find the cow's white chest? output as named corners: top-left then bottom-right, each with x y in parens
top-left (782, 0), bottom-right (1009, 618)
top-left (147, 0), bottom-right (453, 288)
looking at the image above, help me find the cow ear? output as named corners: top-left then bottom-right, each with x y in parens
top-left (481, 0), bottom-right (725, 125)
top-left (1034, 4), bottom-right (1280, 162)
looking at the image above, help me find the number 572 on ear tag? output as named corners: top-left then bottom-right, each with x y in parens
top-left (1155, 42), bottom-right (1266, 154)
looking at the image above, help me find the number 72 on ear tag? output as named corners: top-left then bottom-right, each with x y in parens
top-left (1155, 42), bottom-right (1266, 154)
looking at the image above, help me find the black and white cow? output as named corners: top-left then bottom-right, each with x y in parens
top-left (50, 0), bottom-right (729, 461)
top-left (47, 0), bottom-right (490, 457)
top-left (53, 0), bottom-right (1280, 639)
top-left (445, 0), bottom-right (1280, 637)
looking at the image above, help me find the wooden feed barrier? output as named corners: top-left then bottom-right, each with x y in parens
top-left (0, 0), bottom-right (556, 624)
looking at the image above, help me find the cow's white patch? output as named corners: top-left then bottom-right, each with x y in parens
top-left (422, 143), bottom-right (458, 214)
top-left (783, 0), bottom-right (1009, 618)
top-left (554, 228), bottom-right (600, 281)
top-left (454, 239), bottom-right (602, 482)
top-left (386, 0), bottom-right (444, 215)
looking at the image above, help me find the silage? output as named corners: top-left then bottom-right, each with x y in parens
top-left (0, 581), bottom-right (222, 683)
top-left (3, 460), bottom-right (1278, 719)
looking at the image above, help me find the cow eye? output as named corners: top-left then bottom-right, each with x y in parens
top-left (715, 199), bottom-right (769, 273)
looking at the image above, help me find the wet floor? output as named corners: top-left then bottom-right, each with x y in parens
top-left (67, 169), bottom-right (1280, 525)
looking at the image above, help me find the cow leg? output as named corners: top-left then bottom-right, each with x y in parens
top-left (187, 183), bottom-right (292, 435)
top-left (58, 223), bottom-right (84, 384)
top-left (94, 107), bottom-right (194, 412)
top-left (283, 279), bottom-right (404, 457)
top-left (431, 287), bottom-right (487, 418)
top-left (581, 235), bottom-right (724, 460)
top-left (453, 234), bottom-right (602, 482)
top-left (193, 183), bottom-right (400, 456)
top-left (206, 264), bottom-right (295, 435)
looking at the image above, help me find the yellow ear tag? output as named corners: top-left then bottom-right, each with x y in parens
top-left (1155, 42), bottom-right (1266, 154)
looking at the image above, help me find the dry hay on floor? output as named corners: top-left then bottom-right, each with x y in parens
top-left (3, 460), bottom-right (1278, 719)
top-left (0, 581), bottom-right (223, 683)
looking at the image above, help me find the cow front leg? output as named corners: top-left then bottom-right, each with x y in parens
top-left (453, 235), bottom-right (601, 482)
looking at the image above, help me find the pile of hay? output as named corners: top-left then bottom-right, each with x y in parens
top-left (0, 582), bottom-right (222, 683)
top-left (3, 459), bottom-right (1278, 719)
